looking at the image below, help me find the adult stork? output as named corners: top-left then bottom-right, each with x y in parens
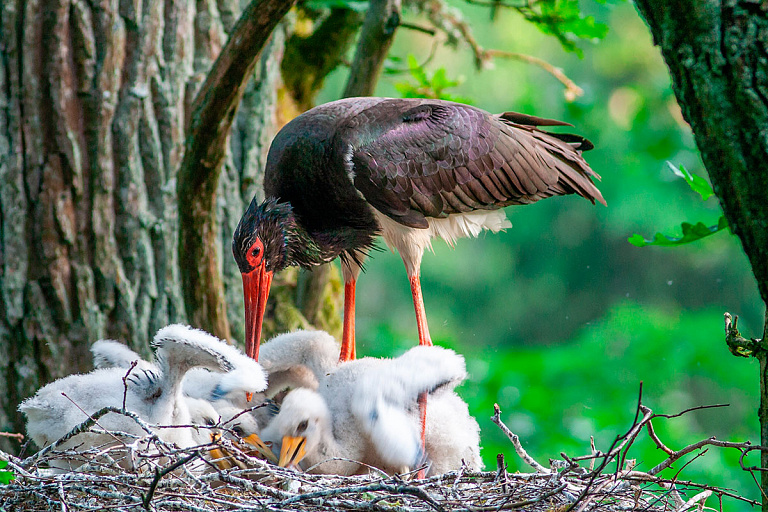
top-left (233, 97), bottom-right (604, 361)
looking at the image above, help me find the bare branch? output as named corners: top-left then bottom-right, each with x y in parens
top-left (344, 0), bottom-right (402, 97)
top-left (483, 49), bottom-right (584, 101)
top-left (177, 0), bottom-right (296, 339)
top-left (492, 403), bottom-right (550, 473)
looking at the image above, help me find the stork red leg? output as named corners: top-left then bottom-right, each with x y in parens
top-left (409, 274), bottom-right (432, 347)
top-left (339, 279), bottom-right (357, 362)
top-left (409, 272), bottom-right (432, 479)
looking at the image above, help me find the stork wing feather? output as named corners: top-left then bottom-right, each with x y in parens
top-left (91, 339), bottom-right (156, 371)
top-left (342, 99), bottom-right (604, 228)
top-left (152, 324), bottom-right (268, 396)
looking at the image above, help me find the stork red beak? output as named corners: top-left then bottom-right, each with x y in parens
top-left (242, 261), bottom-right (273, 360)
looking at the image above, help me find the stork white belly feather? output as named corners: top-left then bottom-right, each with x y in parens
top-left (373, 209), bottom-right (511, 276)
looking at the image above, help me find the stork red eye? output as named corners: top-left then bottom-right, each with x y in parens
top-left (246, 238), bottom-right (265, 268)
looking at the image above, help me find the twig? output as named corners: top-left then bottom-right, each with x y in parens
top-left (279, 482), bottom-right (446, 512)
top-left (646, 420), bottom-right (674, 455)
top-left (399, 21), bottom-right (436, 35)
top-left (675, 489), bottom-right (712, 512)
top-left (483, 49), bottom-right (584, 100)
top-left (492, 403), bottom-right (549, 473)
top-left (24, 405), bottom-right (156, 466)
top-left (724, 312), bottom-right (765, 357)
top-left (0, 432), bottom-right (24, 441)
top-left (495, 453), bottom-right (508, 492)
top-left (648, 436), bottom-right (765, 476)
top-left (143, 450), bottom-right (201, 510)
top-left (57, 481), bottom-right (68, 512)
top-left (122, 361), bottom-right (138, 411)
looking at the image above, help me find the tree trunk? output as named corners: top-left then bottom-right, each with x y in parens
top-left (634, 1), bottom-right (768, 506)
top-left (0, 0), bottom-right (284, 453)
top-left (176, 0), bottom-right (296, 341)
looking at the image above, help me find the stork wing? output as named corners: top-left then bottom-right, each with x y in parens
top-left (91, 339), bottom-right (156, 371)
top-left (152, 324), bottom-right (267, 397)
top-left (344, 99), bottom-right (604, 228)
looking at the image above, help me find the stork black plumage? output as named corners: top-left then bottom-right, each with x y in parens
top-left (233, 97), bottom-right (604, 363)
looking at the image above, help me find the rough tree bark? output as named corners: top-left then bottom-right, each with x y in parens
top-left (634, 1), bottom-right (768, 506)
top-left (0, 0), bottom-right (286, 452)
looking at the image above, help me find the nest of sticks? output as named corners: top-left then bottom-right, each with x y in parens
top-left (0, 391), bottom-right (763, 512)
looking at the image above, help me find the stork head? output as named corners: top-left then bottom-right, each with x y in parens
top-left (233, 197), bottom-right (296, 360)
top-left (262, 388), bottom-right (329, 469)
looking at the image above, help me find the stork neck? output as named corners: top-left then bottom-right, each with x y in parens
top-left (285, 223), bottom-right (343, 269)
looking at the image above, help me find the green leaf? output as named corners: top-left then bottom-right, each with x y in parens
top-left (523, 0), bottom-right (609, 56)
top-left (629, 216), bottom-right (729, 247)
top-left (407, 55), bottom-right (430, 87)
top-left (0, 461), bottom-right (14, 485)
top-left (394, 56), bottom-right (473, 104)
top-left (667, 162), bottom-right (713, 201)
top-left (304, 0), bottom-right (369, 12)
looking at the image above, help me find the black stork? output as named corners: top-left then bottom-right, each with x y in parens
top-left (233, 97), bottom-right (604, 363)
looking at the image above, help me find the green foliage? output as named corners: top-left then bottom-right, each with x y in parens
top-left (515, 0), bottom-right (612, 57)
top-left (0, 461), bottom-right (14, 485)
top-left (629, 216), bottom-right (729, 247)
top-left (629, 163), bottom-right (729, 247)
top-left (668, 162), bottom-right (713, 201)
top-left (394, 55), bottom-right (473, 103)
top-left (457, 303), bottom-right (759, 507)
top-left (304, 0), bottom-right (369, 12)
top-left (314, 3), bottom-right (763, 508)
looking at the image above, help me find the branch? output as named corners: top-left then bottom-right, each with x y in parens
top-left (177, 0), bottom-right (296, 339)
top-left (282, 7), bottom-right (363, 111)
top-left (343, 0), bottom-right (402, 97)
top-left (279, 482), bottom-right (446, 512)
top-left (648, 436), bottom-right (766, 477)
top-left (416, 1), bottom-right (583, 99)
top-left (491, 403), bottom-right (550, 473)
top-left (724, 312), bottom-right (765, 358)
top-left (483, 49), bottom-right (584, 101)
top-left (142, 451), bottom-right (201, 510)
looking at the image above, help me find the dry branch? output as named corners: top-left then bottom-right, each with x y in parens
top-left (491, 403), bottom-right (549, 474)
top-left (414, 0), bottom-right (583, 99)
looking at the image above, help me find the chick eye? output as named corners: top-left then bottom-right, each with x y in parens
top-left (297, 420), bottom-right (309, 434)
top-left (233, 425), bottom-right (245, 437)
top-left (205, 417), bottom-right (216, 427)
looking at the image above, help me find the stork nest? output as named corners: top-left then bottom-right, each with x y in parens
top-left (0, 396), bottom-right (762, 512)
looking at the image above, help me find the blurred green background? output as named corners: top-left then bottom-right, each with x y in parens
top-left (317, 0), bottom-right (763, 507)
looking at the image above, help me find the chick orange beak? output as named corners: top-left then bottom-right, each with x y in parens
top-left (242, 261), bottom-right (273, 360)
top-left (209, 432), bottom-right (235, 470)
top-left (242, 433), bottom-right (278, 464)
top-left (279, 436), bottom-right (307, 468)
